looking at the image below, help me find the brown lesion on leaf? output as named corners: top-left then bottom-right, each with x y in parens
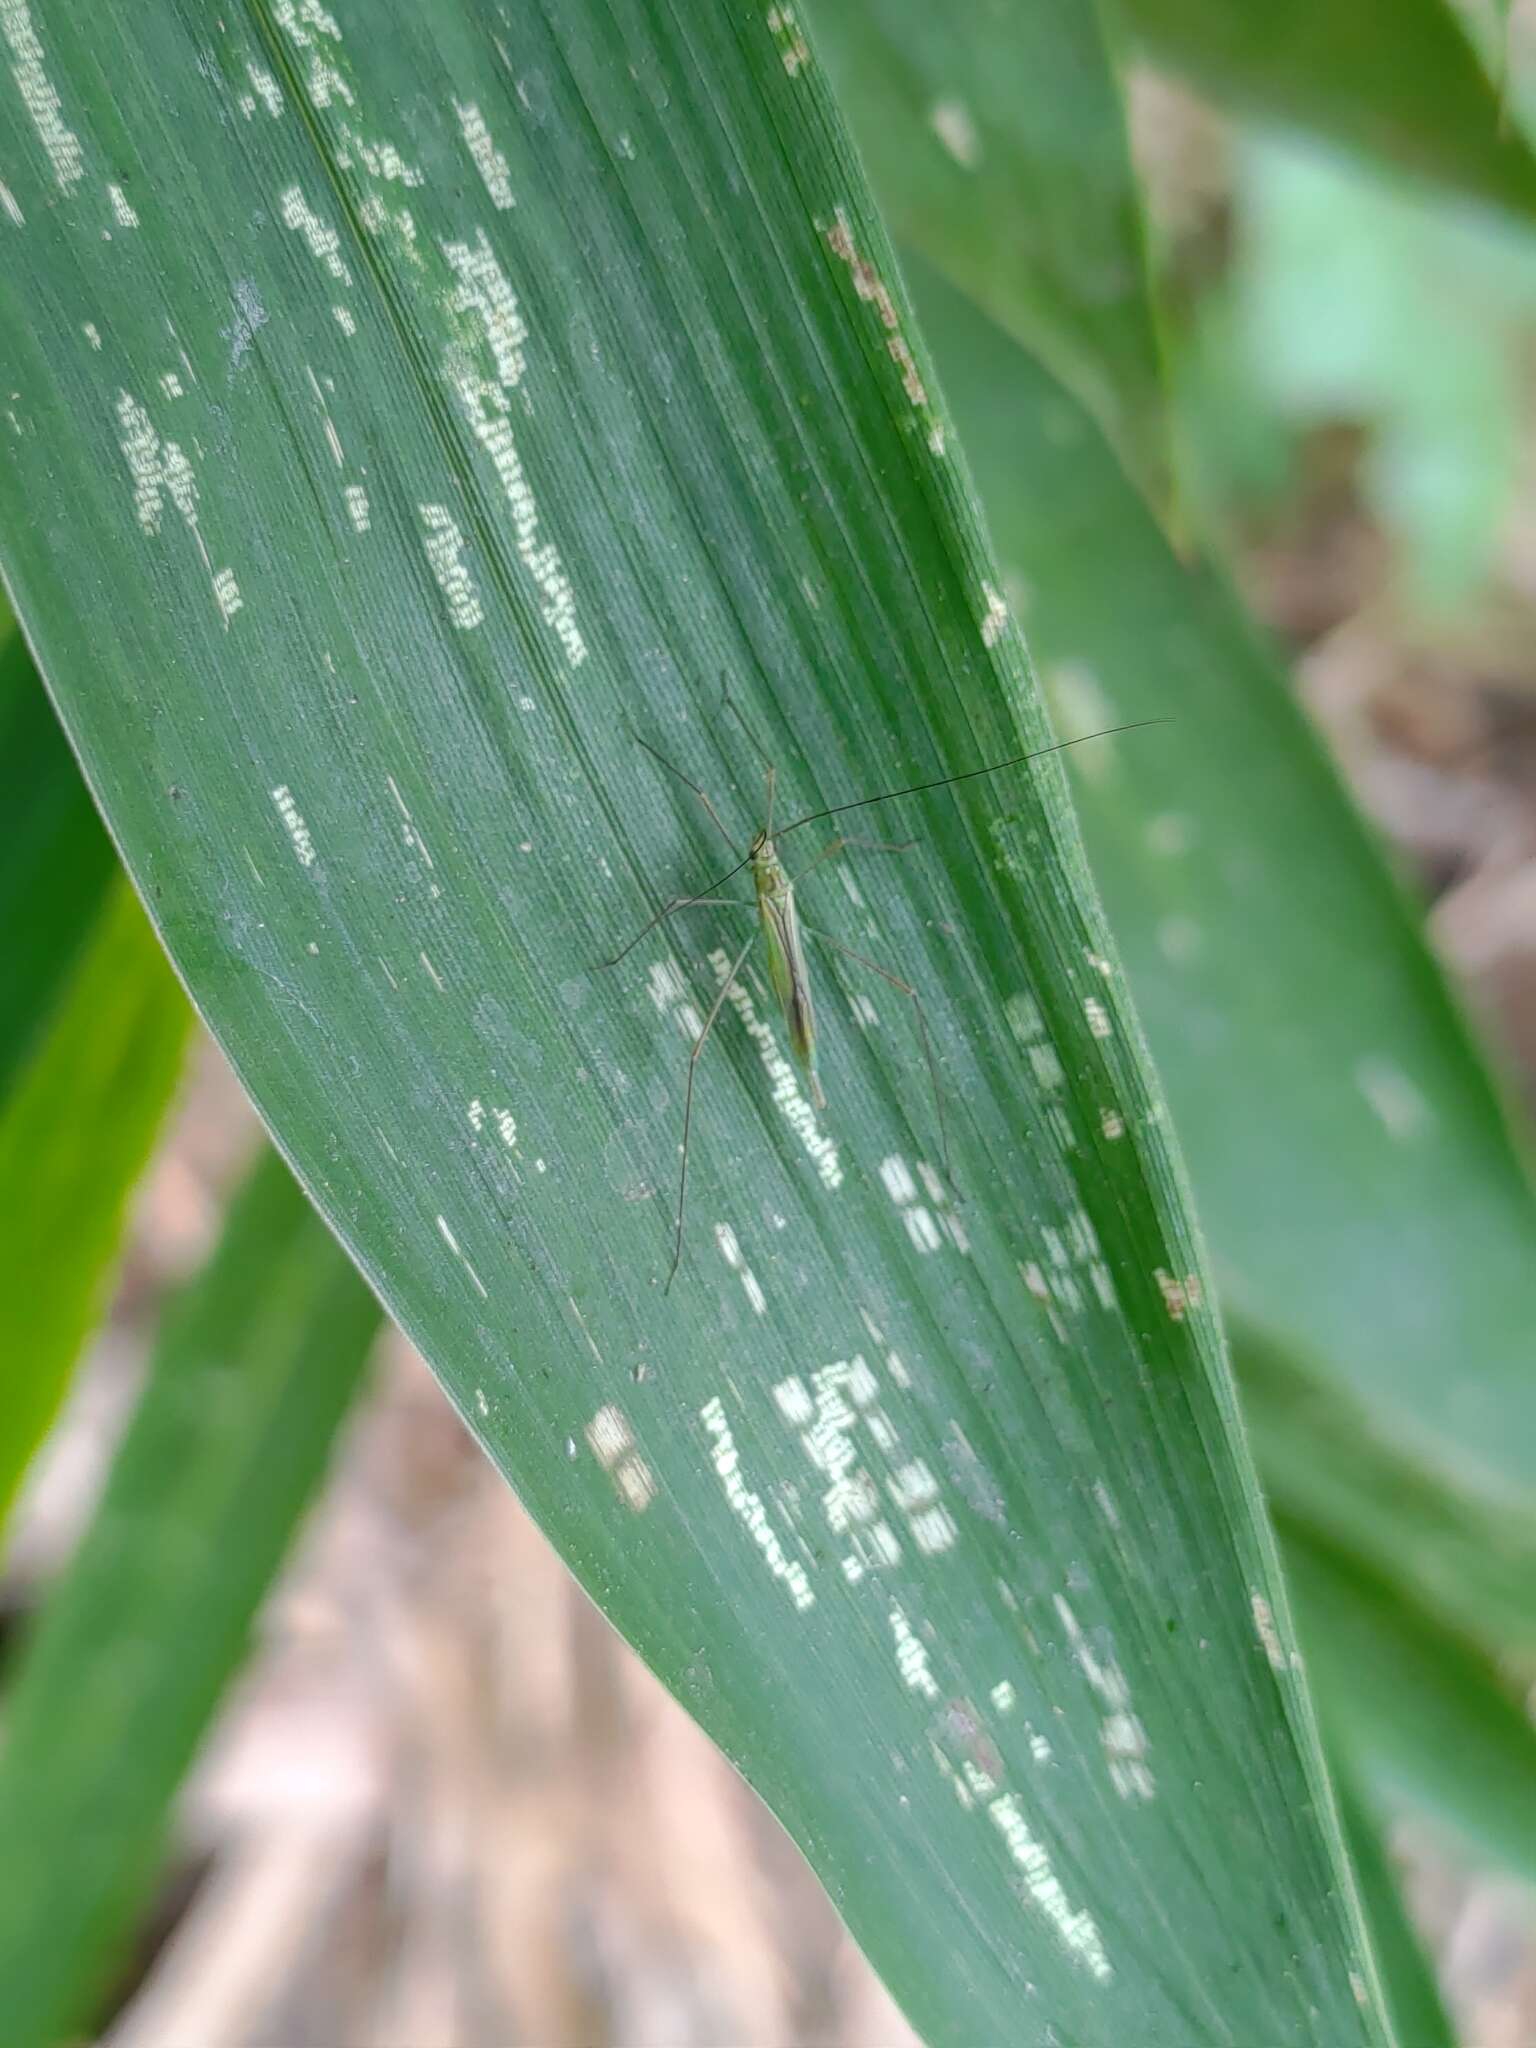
top-left (823, 207), bottom-right (939, 426)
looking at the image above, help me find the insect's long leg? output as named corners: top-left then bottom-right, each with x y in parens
top-left (627, 729), bottom-right (739, 851)
top-left (668, 930), bottom-right (760, 1292)
top-left (719, 691), bottom-right (777, 836)
top-left (803, 924), bottom-right (954, 1194)
top-left (600, 894), bottom-right (751, 969)
top-left (790, 834), bottom-right (915, 885)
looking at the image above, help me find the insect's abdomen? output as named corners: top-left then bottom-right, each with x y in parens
top-left (787, 979), bottom-right (825, 1107)
top-left (785, 953), bottom-right (817, 1069)
top-left (756, 865), bottom-right (825, 1109)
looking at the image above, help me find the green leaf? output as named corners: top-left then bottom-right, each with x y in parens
top-left (1239, 1336), bottom-right (1536, 1659)
top-left (1331, 1772), bottom-right (1456, 2048)
top-left (1285, 1518), bottom-right (1536, 1889)
top-left (0, 877), bottom-right (191, 1526)
top-left (0, 1149), bottom-right (380, 2045)
top-left (1213, 136), bottom-right (1536, 612)
top-left (914, 262), bottom-right (1536, 1547)
top-left (0, 630), bottom-right (117, 1100)
top-left (809, 0), bottom-right (1168, 499)
top-left (1115, 0), bottom-right (1536, 225)
top-left (0, 6), bottom-right (1383, 2037)
top-left (0, 634), bottom-right (154, 1524)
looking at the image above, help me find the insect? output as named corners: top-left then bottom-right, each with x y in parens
top-left (605, 698), bottom-right (1160, 1288)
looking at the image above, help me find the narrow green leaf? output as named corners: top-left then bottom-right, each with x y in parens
top-left (1285, 1519), bottom-right (1536, 1890)
top-left (0, 631), bottom-right (117, 1099)
top-left (914, 262), bottom-right (1536, 1540)
top-left (1115, 0), bottom-right (1536, 226)
top-left (1239, 1336), bottom-right (1536, 1659)
top-left (809, 0), bottom-right (1169, 499)
top-left (0, 879), bottom-right (191, 1525)
top-left (1494, 1), bottom-right (1514, 126)
top-left (1332, 1773), bottom-right (1456, 2048)
top-left (0, 6), bottom-right (1383, 2037)
top-left (0, 1149), bottom-right (380, 2045)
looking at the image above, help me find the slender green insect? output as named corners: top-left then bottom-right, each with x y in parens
top-left (606, 699), bottom-right (1161, 1288)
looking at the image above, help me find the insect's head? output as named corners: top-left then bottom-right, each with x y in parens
top-left (749, 827), bottom-right (772, 861)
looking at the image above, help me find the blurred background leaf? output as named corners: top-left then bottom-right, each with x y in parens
top-left (0, 623), bottom-right (119, 1097)
top-left (1180, 135), bottom-right (1536, 617)
top-left (0, 637), bottom-right (191, 1526)
top-left (910, 261), bottom-right (1536, 1563)
top-left (1334, 1776), bottom-right (1457, 2048)
top-left (1286, 1520), bottom-right (1536, 1891)
top-left (0, 1146), bottom-right (381, 2045)
top-left (1115, 0), bottom-right (1536, 223)
top-left (810, 0), bottom-right (1169, 501)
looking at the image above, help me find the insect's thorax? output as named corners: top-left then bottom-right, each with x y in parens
top-left (749, 833), bottom-right (790, 907)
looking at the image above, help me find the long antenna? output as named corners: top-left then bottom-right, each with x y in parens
top-left (604, 716), bottom-right (1168, 966)
top-left (774, 719), bottom-right (1169, 841)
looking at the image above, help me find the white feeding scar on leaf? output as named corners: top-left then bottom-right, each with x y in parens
top-left (765, 5), bottom-right (810, 74)
top-left (585, 1404), bottom-right (656, 1512)
top-left (2, 0), bottom-right (84, 190)
top-left (212, 569), bottom-right (243, 622)
top-left (273, 0), bottom-right (353, 108)
top-left (419, 502), bottom-right (483, 630)
top-left (278, 184), bottom-right (353, 285)
top-left (1251, 1592), bottom-right (1294, 1673)
top-left (701, 1396), bottom-right (815, 1611)
top-left (340, 126), bottom-right (422, 186)
top-left (247, 62), bottom-right (284, 116)
top-left (879, 1152), bottom-right (964, 1256)
top-left (890, 1603), bottom-right (939, 1699)
top-left (115, 390), bottom-right (242, 626)
top-left (442, 240), bottom-right (586, 668)
top-left (435, 1213), bottom-right (487, 1298)
top-left (713, 1221), bottom-right (766, 1314)
top-left (1054, 1595), bottom-right (1153, 1802)
top-left (444, 231), bottom-right (526, 387)
top-left (712, 951), bottom-right (842, 1191)
top-left (454, 100), bottom-right (516, 209)
top-left (271, 786), bottom-right (316, 867)
top-left (988, 1795), bottom-right (1112, 1980)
